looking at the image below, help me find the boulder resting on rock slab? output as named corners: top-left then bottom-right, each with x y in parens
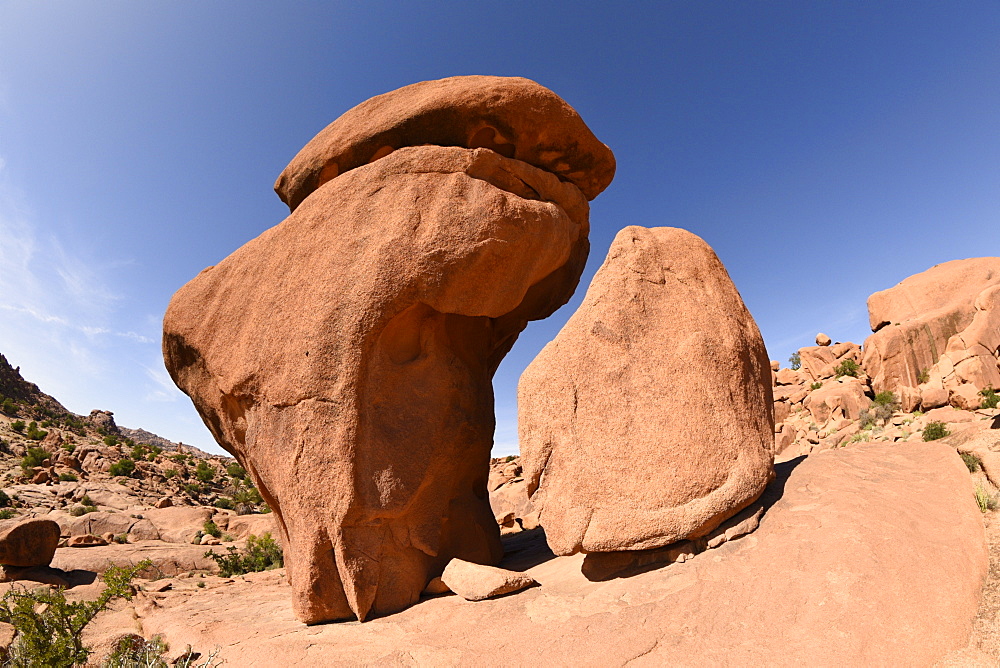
top-left (519, 226), bottom-right (774, 555)
top-left (0, 518), bottom-right (60, 567)
top-left (163, 75), bottom-right (614, 623)
top-left (440, 558), bottom-right (536, 601)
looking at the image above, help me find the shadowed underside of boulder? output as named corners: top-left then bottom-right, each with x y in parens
top-left (163, 76), bottom-right (614, 623)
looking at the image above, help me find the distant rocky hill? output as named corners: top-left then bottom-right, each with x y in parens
top-left (0, 352), bottom-right (70, 416)
top-left (118, 426), bottom-right (221, 460)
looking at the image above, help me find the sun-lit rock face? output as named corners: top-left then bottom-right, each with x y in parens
top-left (163, 76), bottom-right (614, 623)
top-left (519, 226), bottom-right (775, 555)
top-left (862, 257), bottom-right (1000, 410)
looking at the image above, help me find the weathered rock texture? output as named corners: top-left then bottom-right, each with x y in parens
top-left (110, 442), bottom-right (987, 666)
top-left (163, 76), bottom-right (614, 623)
top-left (863, 258), bottom-right (1000, 408)
top-left (519, 227), bottom-right (774, 555)
top-left (0, 519), bottom-right (60, 567)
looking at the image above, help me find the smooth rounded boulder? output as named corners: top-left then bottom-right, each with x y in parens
top-left (163, 76), bottom-right (614, 623)
top-left (519, 226), bottom-right (774, 555)
top-left (0, 518), bottom-right (60, 567)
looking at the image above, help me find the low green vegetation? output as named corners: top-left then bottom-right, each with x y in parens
top-left (10, 420), bottom-right (25, 434)
top-left (164, 468), bottom-right (178, 479)
top-left (103, 434), bottom-right (119, 447)
top-left (917, 368), bottom-right (930, 384)
top-left (20, 446), bottom-right (48, 474)
top-left (202, 520), bottom-right (221, 539)
top-left (981, 387), bottom-right (999, 410)
top-left (0, 559), bottom-right (151, 667)
top-left (205, 532), bottom-right (283, 576)
top-left (809, 381), bottom-right (823, 391)
top-left (0, 490), bottom-right (10, 508)
top-left (976, 484), bottom-right (998, 513)
top-left (108, 457), bottom-right (136, 477)
top-left (58, 472), bottom-right (78, 482)
top-left (226, 462), bottom-right (247, 480)
top-left (213, 497), bottom-right (234, 510)
top-left (0, 509), bottom-right (16, 520)
top-left (70, 505), bottom-right (97, 517)
top-left (24, 421), bottom-right (47, 441)
top-left (923, 421), bottom-right (950, 441)
top-left (0, 397), bottom-right (17, 415)
top-left (961, 451), bottom-right (983, 473)
top-left (833, 358), bottom-right (860, 378)
top-left (788, 352), bottom-right (801, 371)
top-left (195, 461), bottom-right (215, 483)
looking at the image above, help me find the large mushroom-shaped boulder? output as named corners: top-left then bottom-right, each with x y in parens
top-left (163, 76), bottom-right (614, 623)
top-left (519, 226), bottom-right (774, 555)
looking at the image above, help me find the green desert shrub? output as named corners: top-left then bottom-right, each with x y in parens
top-left (205, 533), bottom-right (283, 577)
top-left (976, 484), bottom-right (998, 513)
top-left (917, 368), bottom-right (930, 384)
top-left (810, 381), bottom-right (823, 390)
top-left (834, 358), bottom-right (860, 378)
top-left (20, 447), bottom-right (49, 474)
top-left (108, 458), bottom-right (136, 477)
top-left (226, 463), bottom-right (246, 480)
top-left (981, 387), bottom-right (999, 410)
top-left (0, 509), bottom-right (15, 520)
top-left (213, 497), bottom-right (234, 510)
top-left (61, 442), bottom-right (76, 454)
top-left (194, 461), bottom-right (214, 483)
top-left (25, 421), bottom-right (47, 441)
top-left (10, 420), bottom-right (25, 434)
top-left (1, 398), bottom-right (16, 415)
top-left (70, 505), bottom-right (97, 517)
top-left (0, 490), bottom-right (10, 508)
top-left (58, 472), bottom-right (78, 482)
top-left (961, 451), bottom-right (983, 473)
top-left (923, 421), bottom-right (950, 441)
top-left (0, 559), bottom-right (151, 667)
top-left (103, 434), bottom-right (119, 447)
top-left (164, 468), bottom-right (178, 479)
top-left (788, 352), bottom-right (801, 371)
top-left (202, 520), bottom-right (221, 539)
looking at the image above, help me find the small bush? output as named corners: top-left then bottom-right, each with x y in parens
top-left (226, 463), bottom-right (246, 480)
top-left (113, 533), bottom-right (128, 544)
top-left (172, 453), bottom-right (187, 463)
top-left (10, 420), bottom-right (25, 433)
top-left (70, 505), bottom-right (97, 517)
top-left (834, 358), bottom-right (860, 378)
top-left (232, 481), bottom-right (262, 507)
top-left (981, 387), bottom-right (1000, 410)
top-left (0, 559), bottom-right (151, 667)
top-left (151, 445), bottom-right (163, 456)
top-left (61, 442), bottom-right (75, 453)
top-left (917, 368), bottom-right (930, 384)
top-left (976, 484), bottom-right (998, 513)
top-left (202, 520), bottom-right (221, 538)
top-left (1, 398), bottom-right (16, 415)
top-left (103, 434), bottom-right (119, 447)
top-left (213, 497), bottom-right (234, 510)
top-left (205, 532), bottom-right (283, 576)
top-left (0, 490), bottom-right (10, 508)
top-left (131, 444), bottom-right (148, 461)
top-left (147, 452), bottom-right (157, 462)
top-left (810, 381), bottom-right (823, 390)
top-left (58, 472), bottom-right (78, 482)
top-left (109, 458), bottom-right (136, 477)
top-left (873, 391), bottom-right (897, 406)
top-left (184, 483), bottom-right (202, 497)
top-left (923, 421), bottom-right (950, 441)
top-left (0, 509), bottom-right (15, 520)
top-left (103, 634), bottom-right (168, 668)
top-left (961, 451), bottom-right (983, 473)
top-left (164, 468), bottom-right (178, 479)
top-left (81, 494), bottom-right (93, 506)
top-left (20, 446), bottom-right (48, 473)
top-left (194, 461), bottom-right (214, 483)
top-left (504, 455), bottom-right (516, 463)
top-left (25, 421), bottom-right (47, 441)
top-left (788, 352), bottom-right (801, 371)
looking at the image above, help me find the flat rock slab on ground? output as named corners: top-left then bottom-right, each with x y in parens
top-left (109, 442), bottom-right (985, 666)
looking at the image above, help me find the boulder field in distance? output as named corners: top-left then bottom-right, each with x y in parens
top-left (162, 75), bottom-right (615, 623)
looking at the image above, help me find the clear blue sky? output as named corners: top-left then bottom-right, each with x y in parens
top-left (1, 2), bottom-right (997, 455)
